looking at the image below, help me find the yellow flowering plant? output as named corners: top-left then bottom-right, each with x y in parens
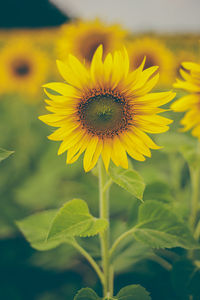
top-left (16, 46), bottom-right (199, 300)
top-left (0, 38), bottom-right (49, 99)
top-left (56, 19), bottom-right (128, 64)
top-left (127, 37), bottom-right (175, 87)
top-left (171, 61), bottom-right (200, 231)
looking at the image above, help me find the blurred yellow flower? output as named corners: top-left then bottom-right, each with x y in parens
top-left (127, 37), bottom-right (175, 87)
top-left (0, 38), bottom-right (49, 98)
top-left (56, 19), bottom-right (128, 64)
top-left (173, 50), bottom-right (196, 80)
top-left (39, 46), bottom-right (174, 172)
top-left (172, 62), bottom-right (200, 140)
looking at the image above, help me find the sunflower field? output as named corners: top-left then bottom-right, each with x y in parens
top-left (1, 3), bottom-right (200, 300)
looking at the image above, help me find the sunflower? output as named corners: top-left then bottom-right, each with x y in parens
top-left (0, 38), bottom-right (49, 97)
top-left (39, 46), bottom-right (175, 172)
top-left (173, 50), bottom-right (196, 80)
top-left (56, 19), bottom-right (128, 64)
top-left (127, 37), bottom-right (175, 87)
top-left (171, 62), bottom-right (200, 140)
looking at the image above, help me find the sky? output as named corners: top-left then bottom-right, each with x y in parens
top-left (51, 0), bottom-right (200, 33)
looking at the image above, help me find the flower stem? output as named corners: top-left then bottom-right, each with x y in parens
top-left (110, 228), bottom-right (136, 258)
top-left (189, 167), bottom-right (200, 230)
top-left (98, 159), bottom-right (113, 298)
top-left (189, 141), bottom-right (200, 231)
top-left (72, 240), bottom-right (104, 286)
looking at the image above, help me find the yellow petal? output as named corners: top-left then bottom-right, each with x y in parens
top-left (38, 114), bottom-right (69, 127)
top-left (134, 91), bottom-right (176, 107)
top-left (120, 134), bottom-right (146, 161)
top-left (132, 73), bottom-right (160, 97)
top-left (134, 115), bottom-right (171, 133)
top-left (58, 130), bottom-right (85, 155)
top-left (112, 136), bottom-right (128, 169)
top-left (124, 132), bottom-right (151, 157)
top-left (48, 123), bottom-right (79, 141)
top-left (83, 136), bottom-right (99, 172)
top-left (131, 66), bottom-right (159, 91)
top-left (103, 53), bottom-right (113, 85)
top-left (192, 125), bottom-right (200, 138)
top-left (131, 127), bottom-right (161, 149)
top-left (43, 82), bottom-right (78, 97)
top-left (171, 95), bottom-right (199, 112)
top-left (90, 45), bottom-right (103, 85)
top-left (87, 140), bottom-right (103, 172)
top-left (101, 139), bottom-right (112, 171)
top-left (67, 135), bottom-right (91, 164)
top-left (174, 79), bottom-right (200, 93)
top-left (56, 60), bottom-right (84, 90)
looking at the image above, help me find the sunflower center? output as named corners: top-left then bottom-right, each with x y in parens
top-left (84, 96), bottom-right (123, 130)
top-left (80, 33), bottom-right (108, 62)
top-left (12, 59), bottom-right (31, 77)
top-left (132, 54), bottom-right (156, 70)
top-left (77, 90), bottom-right (133, 138)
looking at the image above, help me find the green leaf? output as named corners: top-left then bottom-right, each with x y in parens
top-left (74, 288), bottom-right (100, 300)
top-left (0, 148), bottom-right (14, 162)
top-left (16, 210), bottom-right (73, 251)
top-left (179, 143), bottom-right (200, 169)
top-left (157, 132), bottom-right (200, 169)
top-left (109, 163), bottom-right (145, 201)
top-left (143, 181), bottom-right (173, 203)
top-left (156, 132), bottom-right (195, 154)
top-left (116, 285), bottom-right (151, 300)
top-left (133, 201), bottom-right (199, 249)
top-left (48, 199), bottom-right (108, 241)
top-left (74, 285), bottom-right (151, 300)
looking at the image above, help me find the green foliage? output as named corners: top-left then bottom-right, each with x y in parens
top-left (180, 143), bottom-right (200, 170)
top-left (0, 147), bottom-right (14, 162)
top-left (157, 132), bottom-right (200, 169)
top-left (143, 181), bottom-right (173, 203)
top-left (133, 201), bottom-right (198, 249)
top-left (116, 285), bottom-right (151, 300)
top-left (157, 132), bottom-right (195, 154)
top-left (16, 209), bottom-right (73, 251)
top-left (48, 199), bottom-right (108, 240)
top-left (74, 288), bottom-right (100, 300)
top-left (74, 285), bottom-right (151, 300)
top-left (109, 164), bottom-right (145, 201)
top-left (17, 199), bottom-right (107, 251)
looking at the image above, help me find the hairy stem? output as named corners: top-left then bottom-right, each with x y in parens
top-left (99, 159), bottom-right (113, 298)
top-left (189, 141), bottom-right (200, 231)
top-left (110, 228), bottom-right (136, 258)
top-left (72, 241), bottom-right (104, 286)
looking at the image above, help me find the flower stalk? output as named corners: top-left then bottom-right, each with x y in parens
top-left (189, 141), bottom-right (200, 231)
top-left (98, 158), bottom-right (113, 298)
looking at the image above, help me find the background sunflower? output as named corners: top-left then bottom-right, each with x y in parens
top-left (0, 37), bottom-right (50, 98)
top-left (56, 19), bottom-right (128, 63)
top-left (172, 62), bottom-right (200, 140)
top-left (127, 37), bottom-right (175, 87)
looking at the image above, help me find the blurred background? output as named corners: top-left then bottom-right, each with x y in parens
top-left (0, 1), bottom-right (199, 299)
